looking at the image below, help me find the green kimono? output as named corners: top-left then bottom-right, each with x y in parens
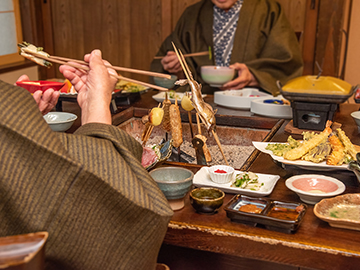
top-left (151, 0), bottom-right (303, 95)
top-left (0, 80), bottom-right (173, 270)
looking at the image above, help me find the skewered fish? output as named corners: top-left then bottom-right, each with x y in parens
top-left (171, 42), bottom-right (229, 165)
top-left (171, 42), bottom-right (216, 132)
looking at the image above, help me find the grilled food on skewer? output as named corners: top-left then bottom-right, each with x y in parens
top-left (171, 42), bottom-right (228, 165)
top-left (141, 104), bottom-right (164, 146)
top-left (162, 93), bottom-right (172, 133)
top-left (181, 94), bottom-right (194, 112)
top-left (171, 42), bottom-right (216, 132)
top-left (169, 98), bottom-right (183, 148)
top-left (149, 107), bottom-right (164, 126)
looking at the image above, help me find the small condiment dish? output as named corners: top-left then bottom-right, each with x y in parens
top-left (189, 187), bottom-right (225, 214)
top-left (285, 174), bottom-right (345, 204)
top-left (43, 112), bottom-right (77, 132)
top-left (200, 66), bottom-right (235, 87)
top-left (207, 165), bottom-right (234, 184)
top-left (149, 166), bottom-right (193, 211)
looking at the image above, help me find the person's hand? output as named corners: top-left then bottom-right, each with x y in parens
top-left (59, 49), bottom-right (117, 125)
top-left (161, 51), bottom-right (184, 77)
top-left (16, 75), bottom-right (60, 115)
top-left (222, 63), bottom-right (259, 90)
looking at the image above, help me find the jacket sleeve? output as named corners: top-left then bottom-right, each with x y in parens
top-left (241, 1), bottom-right (304, 95)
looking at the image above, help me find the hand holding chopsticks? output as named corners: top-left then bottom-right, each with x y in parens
top-left (18, 43), bottom-right (170, 91)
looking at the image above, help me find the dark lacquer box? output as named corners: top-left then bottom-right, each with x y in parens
top-left (224, 195), bottom-right (307, 233)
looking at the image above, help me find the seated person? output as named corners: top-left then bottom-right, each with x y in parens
top-left (150, 0), bottom-right (303, 95)
top-left (0, 49), bottom-right (173, 270)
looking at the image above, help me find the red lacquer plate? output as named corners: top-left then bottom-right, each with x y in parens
top-left (16, 80), bottom-right (65, 94)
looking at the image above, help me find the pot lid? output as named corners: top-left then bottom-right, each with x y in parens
top-left (281, 76), bottom-right (352, 95)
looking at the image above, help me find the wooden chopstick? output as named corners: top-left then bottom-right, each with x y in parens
top-left (153, 51), bottom-right (209, 60)
top-left (50, 55), bottom-right (171, 79)
top-left (22, 49), bottom-right (168, 91)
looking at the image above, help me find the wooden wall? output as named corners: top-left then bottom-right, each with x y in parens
top-left (20, 0), bottom-right (350, 82)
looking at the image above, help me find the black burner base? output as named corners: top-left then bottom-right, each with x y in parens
top-left (291, 101), bottom-right (338, 131)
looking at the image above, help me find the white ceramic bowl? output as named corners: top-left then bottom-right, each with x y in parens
top-left (285, 174), bottom-right (345, 205)
top-left (351, 111), bottom-right (360, 128)
top-left (43, 112), bottom-right (77, 132)
top-left (201, 66), bottom-right (235, 87)
top-left (207, 165), bottom-right (235, 184)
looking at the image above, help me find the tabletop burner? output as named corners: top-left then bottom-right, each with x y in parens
top-left (291, 101), bottom-right (338, 131)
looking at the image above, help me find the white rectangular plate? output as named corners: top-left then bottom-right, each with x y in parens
top-left (252, 141), bottom-right (348, 171)
top-left (193, 167), bottom-right (280, 196)
top-left (152, 91), bottom-right (207, 104)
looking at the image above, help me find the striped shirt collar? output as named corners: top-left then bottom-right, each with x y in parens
top-left (213, 0), bottom-right (243, 66)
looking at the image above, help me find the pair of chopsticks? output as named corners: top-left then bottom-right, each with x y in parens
top-left (153, 51), bottom-right (209, 60)
top-left (21, 48), bottom-right (170, 91)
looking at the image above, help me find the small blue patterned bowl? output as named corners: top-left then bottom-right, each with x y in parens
top-left (149, 166), bottom-right (193, 200)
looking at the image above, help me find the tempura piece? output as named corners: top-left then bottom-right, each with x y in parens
top-left (302, 140), bottom-right (331, 163)
top-left (327, 135), bottom-right (345, 165)
top-left (337, 128), bottom-right (357, 160)
top-left (265, 136), bottom-right (300, 156)
top-left (18, 42), bottom-right (52, 67)
top-left (283, 121), bottom-right (332, 160)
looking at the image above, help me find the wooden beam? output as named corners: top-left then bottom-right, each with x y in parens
top-left (302, 0), bottom-right (319, 75)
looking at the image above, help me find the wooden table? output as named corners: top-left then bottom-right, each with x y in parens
top-left (155, 102), bottom-right (360, 270)
top-left (60, 90), bottom-right (360, 270)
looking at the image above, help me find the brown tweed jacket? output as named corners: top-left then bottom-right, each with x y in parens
top-left (0, 80), bottom-right (173, 270)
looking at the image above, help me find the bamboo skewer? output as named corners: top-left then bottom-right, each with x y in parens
top-left (153, 51), bottom-right (209, 60)
top-left (21, 48), bottom-right (169, 92)
top-left (142, 103), bottom-right (162, 146)
top-left (186, 93), bottom-right (195, 139)
top-left (142, 125), bottom-right (154, 147)
top-left (211, 130), bottom-right (229, 165)
top-left (196, 113), bottom-right (202, 135)
top-left (188, 111), bottom-right (194, 139)
top-left (195, 113), bottom-right (212, 163)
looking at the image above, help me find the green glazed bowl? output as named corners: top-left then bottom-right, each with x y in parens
top-left (149, 166), bottom-right (193, 200)
top-left (190, 187), bottom-right (225, 214)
